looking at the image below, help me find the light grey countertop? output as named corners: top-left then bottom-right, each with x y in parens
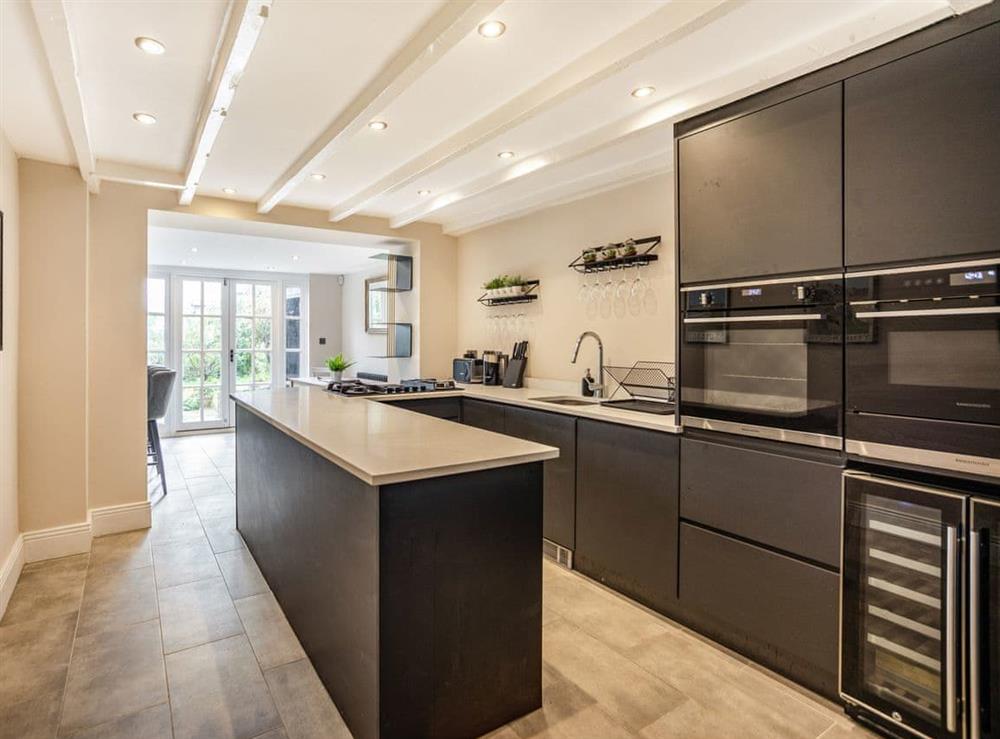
top-left (231, 386), bottom-right (559, 486)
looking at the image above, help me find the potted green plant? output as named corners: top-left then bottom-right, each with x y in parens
top-left (582, 248), bottom-right (598, 264)
top-left (602, 243), bottom-right (619, 261)
top-left (506, 275), bottom-right (525, 297)
top-left (483, 276), bottom-right (506, 299)
top-left (325, 353), bottom-right (355, 382)
top-left (622, 238), bottom-right (637, 257)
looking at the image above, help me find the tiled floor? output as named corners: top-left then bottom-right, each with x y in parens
top-left (0, 431), bottom-right (874, 739)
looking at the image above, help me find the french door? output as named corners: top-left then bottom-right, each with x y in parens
top-left (230, 281), bottom-right (274, 396)
top-left (176, 277), bottom-right (229, 431)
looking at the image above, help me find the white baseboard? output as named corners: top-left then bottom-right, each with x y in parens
top-left (22, 521), bottom-right (92, 563)
top-left (91, 501), bottom-right (151, 538)
top-left (21, 500), bottom-right (152, 564)
top-left (0, 535), bottom-right (25, 621)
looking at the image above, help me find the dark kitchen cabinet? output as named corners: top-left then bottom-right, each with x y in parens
top-left (678, 84), bottom-right (843, 284)
top-left (679, 523), bottom-right (840, 698)
top-left (461, 398), bottom-right (506, 434)
top-left (575, 419), bottom-right (679, 614)
top-left (845, 24), bottom-right (1000, 267)
top-left (679, 436), bottom-right (843, 567)
top-left (505, 406), bottom-right (577, 549)
top-left (391, 396), bottom-right (461, 422)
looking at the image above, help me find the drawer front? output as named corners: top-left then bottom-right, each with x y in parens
top-left (679, 523), bottom-right (839, 697)
top-left (461, 398), bottom-right (506, 433)
top-left (680, 437), bottom-right (842, 567)
top-left (391, 397), bottom-right (462, 421)
top-left (504, 406), bottom-right (576, 549)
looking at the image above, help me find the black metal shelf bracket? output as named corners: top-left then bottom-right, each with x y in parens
top-left (568, 236), bottom-right (661, 273)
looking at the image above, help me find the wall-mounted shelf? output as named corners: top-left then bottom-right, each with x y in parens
top-left (477, 280), bottom-right (540, 306)
top-left (569, 236), bottom-right (661, 273)
top-left (370, 322), bottom-right (412, 358)
top-left (369, 253), bottom-right (413, 292)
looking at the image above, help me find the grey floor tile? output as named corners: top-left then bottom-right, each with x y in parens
top-left (59, 619), bottom-right (168, 735)
top-left (166, 634), bottom-right (282, 739)
top-left (507, 662), bottom-right (598, 738)
top-left (624, 628), bottom-right (746, 703)
top-left (193, 493), bottom-right (236, 522)
top-left (152, 537), bottom-right (221, 589)
top-left (515, 704), bottom-right (635, 739)
top-left (158, 577), bottom-right (244, 654)
top-left (150, 489), bottom-right (196, 515)
top-left (0, 553), bottom-right (89, 627)
top-left (149, 509), bottom-right (206, 546)
top-left (542, 619), bottom-right (685, 733)
top-left (216, 547), bottom-right (268, 600)
top-left (253, 731), bottom-right (287, 739)
top-left (186, 476), bottom-right (233, 499)
top-left (264, 658), bottom-right (351, 739)
top-left (61, 703), bottom-right (173, 739)
top-left (76, 565), bottom-right (159, 638)
top-left (202, 517), bottom-right (246, 554)
top-left (542, 563), bottom-right (669, 653)
top-left (89, 530), bottom-right (153, 574)
top-left (0, 690), bottom-right (64, 739)
top-left (0, 610), bottom-right (77, 720)
top-left (235, 592), bottom-right (304, 670)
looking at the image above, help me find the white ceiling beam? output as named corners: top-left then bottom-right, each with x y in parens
top-left (946, 0), bottom-right (993, 13)
top-left (443, 155), bottom-right (672, 236)
top-left (329, 0), bottom-right (742, 222)
top-left (29, 0), bottom-right (97, 191)
top-left (390, 0), bottom-right (953, 228)
top-left (178, 0), bottom-right (272, 205)
top-left (95, 161), bottom-right (185, 190)
top-left (256, 0), bottom-right (504, 215)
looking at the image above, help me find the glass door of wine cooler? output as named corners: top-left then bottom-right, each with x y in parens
top-left (971, 498), bottom-right (1000, 739)
top-left (842, 471), bottom-right (966, 739)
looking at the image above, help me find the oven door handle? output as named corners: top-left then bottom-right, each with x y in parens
top-left (682, 313), bottom-right (824, 324)
top-left (944, 525), bottom-right (958, 734)
top-left (854, 306), bottom-right (1000, 319)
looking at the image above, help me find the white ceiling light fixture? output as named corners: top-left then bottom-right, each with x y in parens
top-left (222, 187), bottom-right (237, 195)
top-left (631, 86), bottom-right (656, 98)
top-left (477, 20), bottom-right (506, 38)
top-left (190, 247), bottom-right (198, 253)
top-left (368, 120), bottom-right (388, 131)
top-left (132, 112), bottom-right (157, 125)
top-left (134, 36), bottom-right (166, 55)
top-left (417, 189), bottom-right (431, 196)
top-left (497, 151), bottom-right (515, 159)
top-left (309, 173), bottom-right (327, 181)
top-left (292, 255), bottom-right (300, 261)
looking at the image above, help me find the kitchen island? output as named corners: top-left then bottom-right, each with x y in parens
top-left (231, 386), bottom-right (558, 739)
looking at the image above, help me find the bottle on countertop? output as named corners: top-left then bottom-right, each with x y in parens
top-left (581, 369), bottom-right (595, 397)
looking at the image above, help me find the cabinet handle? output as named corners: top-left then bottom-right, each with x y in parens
top-left (969, 529), bottom-right (982, 739)
top-left (855, 307), bottom-right (1000, 319)
top-left (682, 313), bottom-right (823, 324)
top-left (944, 525), bottom-right (958, 733)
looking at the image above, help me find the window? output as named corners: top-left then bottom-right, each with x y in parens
top-left (147, 277), bottom-right (167, 366)
top-left (284, 285), bottom-right (303, 379)
top-left (233, 282), bottom-right (272, 393)
top-left (181, 279), bottom-right (225, 423)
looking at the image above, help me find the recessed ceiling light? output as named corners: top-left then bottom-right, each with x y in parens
top-left (132, 112), bottom-right (157, 125)
top-left (631, 86), bottom-right (655, 98)
top-left (134, 36), bottom-right (165, 55)
top-left (368, 120), bottom-right (388, 131)
top-left (180, 259), bottom-right (188, 265)
top-left (309, 172), bottom-right (327, 181)
top-left (497, 150), bottom-right (515, 159)
top-left (222, 187), bottom-right (236, 195)
top-left (417, 189), bottom-right (431, 196)
top-left (478, 20), bottom-right (506, 38)
top-left (292, 255), bottom-right (300, 261)
top-left (190, 247), bottom-right (198, 253)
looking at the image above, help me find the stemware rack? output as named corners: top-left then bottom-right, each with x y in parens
top-left (477, 280), bottom-right (540, 306)
top-left (569, 236), bottom-right (660, 273)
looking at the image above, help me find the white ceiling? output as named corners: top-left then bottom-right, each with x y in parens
top-left (3, 0), bottom-right (992, 234)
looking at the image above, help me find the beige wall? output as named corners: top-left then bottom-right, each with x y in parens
top-left (18, 160), bottom-right (90, 530)
top-left (1, 131), bottom-right (21, 584)
top-left (456, 174), bottom-right (676, 384)
top-left (308, 273), bottom-right (343, 372)
top-left (16, 162), bottom-right (457, 535)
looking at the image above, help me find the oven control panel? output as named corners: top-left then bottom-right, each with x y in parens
top-left (685, 278), bottom-right (842, 311)
top-left (847, 261), bottom-right (999, 303)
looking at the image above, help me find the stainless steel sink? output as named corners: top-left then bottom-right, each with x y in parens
top-left (532, 396), bottom-right (600, 406)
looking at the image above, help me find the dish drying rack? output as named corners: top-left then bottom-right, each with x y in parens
top-left (603, 361), bottom-right (676, 405)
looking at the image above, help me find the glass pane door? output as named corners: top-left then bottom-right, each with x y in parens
top-left (232, 281), bottom-right (273, 395)
top-left (177, 278), bottom-right (228, 430)
top-left (841, 472), bottom-right (965, 739)
top-left (971, 498), bottom-right (1000, 739)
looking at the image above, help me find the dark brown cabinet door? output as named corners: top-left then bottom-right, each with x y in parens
top-left (845, 24), bottom-right (1000, 267)
top-left (391, 397), bottom-right (461, 421)
top-left (678, 84), bottom-right (843, 284)
top-left (575, 419), bottom-right (679, 614)
top-left (461, 398), bottom-right (506, 433)
top-left (505, 406), bottom-right (576, 549)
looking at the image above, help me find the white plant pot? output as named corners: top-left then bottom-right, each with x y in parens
top-left (332, 370), bottom-right (343, 382)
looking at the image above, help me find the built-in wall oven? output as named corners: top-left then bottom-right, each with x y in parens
top-left (841, 470), bottom-right (1000, 739)
top-left (845, 258), bottom-right (1000, 478)
top-left (679, 274), bottom-right (844, 448)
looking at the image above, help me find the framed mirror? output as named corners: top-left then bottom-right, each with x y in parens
top-left (365, 276), bottom-right (388, 334)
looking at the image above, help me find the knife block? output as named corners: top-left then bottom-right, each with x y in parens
top-left (502, 358), bottom-right (526, 388)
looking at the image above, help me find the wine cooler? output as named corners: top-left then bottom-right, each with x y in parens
top-left (841, 470), bottom-right (1000, 739)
